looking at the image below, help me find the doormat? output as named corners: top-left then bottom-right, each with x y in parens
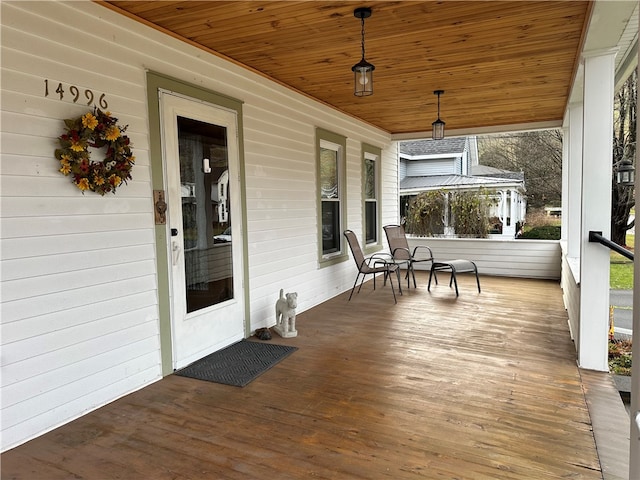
top-left (175, 340), bottom-right (298, 387)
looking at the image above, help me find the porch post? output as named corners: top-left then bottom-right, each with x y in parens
top-left (498, 189), bottom-right (507, 233)
top-left (565, 103), bottom-right (583, 259)
top-left (630, 8), bottom-right (640, 473)
top-left (561, 125), bottom-right (569, 243)
top-left (443, 192), bottom-right (454, 237)
top-left (502, 189), bottom-right (518, 238)
top-left (632, 114), bottom-right (640, 480)
top-left (506, 189), bottom-right (518, 238)
top-left (579, 49), bottom-right (616, 371)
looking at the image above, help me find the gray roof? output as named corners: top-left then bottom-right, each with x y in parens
top-left (399, 174), bottom-right (524, 192)
top-left (471, 164), bottom-right (524, 180)
top-left (400, 137), bottom-right (467, 157)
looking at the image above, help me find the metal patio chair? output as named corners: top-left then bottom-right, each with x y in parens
top-left (344, 229), bottom-right (401, 303)
top-left (384, 224), bottom-right (481, 296)
top-left (383, 224), bottom-right (434, 288)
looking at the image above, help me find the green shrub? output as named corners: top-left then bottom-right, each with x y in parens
top-left (520, 225), bottom-right (561, 240)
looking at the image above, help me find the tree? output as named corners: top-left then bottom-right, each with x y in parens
top-left (404, 191), bottom-right (445, 236)
top-left (478, 130), bottom-right (563, 210)
top-left (477, 69), bottom-right (636, 247)
top-left (404, 189), bottom-right (490, 238)
top-left (611, 68), bottom-right (636, 247)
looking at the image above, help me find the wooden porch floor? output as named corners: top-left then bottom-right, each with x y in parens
top-left (2, 275), bottom-right (607, 479)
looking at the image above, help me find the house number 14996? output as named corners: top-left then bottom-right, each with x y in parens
top-left (44, 79), bottom-right (108, 109)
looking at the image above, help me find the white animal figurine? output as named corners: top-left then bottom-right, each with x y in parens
top-left (274, 288), bottom-right (298, 338)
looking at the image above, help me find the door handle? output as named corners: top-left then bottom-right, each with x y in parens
top-left (172, 240), bottom-right (181, 266)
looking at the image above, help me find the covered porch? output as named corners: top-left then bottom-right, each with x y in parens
top-left (1, 274), bottom-right (629, 479)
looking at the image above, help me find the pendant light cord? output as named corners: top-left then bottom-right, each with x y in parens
top-left (360, 16), bottom-right (366, 60)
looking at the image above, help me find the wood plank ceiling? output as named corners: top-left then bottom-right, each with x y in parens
top-left (102, 1), bottom-right (590, 138)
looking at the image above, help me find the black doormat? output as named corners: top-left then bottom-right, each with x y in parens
top-left (175, 340), bottom-right (298, 387)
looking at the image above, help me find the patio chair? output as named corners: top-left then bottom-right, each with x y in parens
top-left (383, 224), bottom-right (434, 288)
top-left (344, 229), bottom-right (402, 303)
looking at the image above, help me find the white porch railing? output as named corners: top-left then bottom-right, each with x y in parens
top-left (405, 236), bottom-right (561, 280)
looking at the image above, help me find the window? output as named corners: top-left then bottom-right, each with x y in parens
top-left (363, 144), bottom-right (381, 247)
top-left (317, 128), bottom-right (346, 263)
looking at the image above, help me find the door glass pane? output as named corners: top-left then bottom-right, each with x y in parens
top-left (177, 116), bottom-right (233, 313)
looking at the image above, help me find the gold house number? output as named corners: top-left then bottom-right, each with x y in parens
top-left (44, 79), bottom-right (108, 109)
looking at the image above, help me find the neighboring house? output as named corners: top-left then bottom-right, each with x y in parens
top-left (213, 169), bottom-right (230, 224)
top-left (399, 137), bottom-right (526, 238)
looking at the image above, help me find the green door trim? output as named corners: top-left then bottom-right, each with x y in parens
top-left (146, 71), bottom-right (249, 376)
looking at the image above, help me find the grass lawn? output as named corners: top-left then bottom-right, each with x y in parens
top-left (610, 233), bottom-right (634, 289)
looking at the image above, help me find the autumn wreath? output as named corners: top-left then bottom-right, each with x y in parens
top-left (55, 109), bottom-right (135, 195)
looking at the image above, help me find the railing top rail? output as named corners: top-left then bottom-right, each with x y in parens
top-left (588, 231), bottom-right (634, 261)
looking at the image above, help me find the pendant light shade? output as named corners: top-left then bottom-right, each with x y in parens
top-left (432, 90), bottom-right (445, 140)
top-left (352, 7), bottom-right (375, 97)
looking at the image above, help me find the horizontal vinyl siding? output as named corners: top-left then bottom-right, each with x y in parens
top-left (243, 106), bottom-right (393, 326)
top-left (1, 1), bottom-right (161, 451)
top-left (406, 158), bottom-right (456, 176)
top-left (406, 237), bottom-right (562, 280)
top-left (399, 157), bottom-right (408, 181)
top-left (381, 143), bottom-right (400, 225)
top-left (1, 1), bottom-right (396, 450)
top-left (561, 254), bottom-right (581, 351)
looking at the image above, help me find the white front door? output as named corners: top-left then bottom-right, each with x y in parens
top-left (160, 91), bottom-right (244, 370)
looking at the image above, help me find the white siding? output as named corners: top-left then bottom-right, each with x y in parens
top-left (0, 1), bottom-right (396, 450)
top-left (399, 154), bottom-right (408, 181)
top-left (561, 253), bottom-right (581, 349)
top-left (1, 1), bottom-right (160, 452)
top-left (381, 143), bottom-right (400, 225)
top-left (406, 157), bottom-right (456, 176)
top-left (406, 237), bottom-right (562, 280)
top-left (455, 156), bottom-right (463, 175)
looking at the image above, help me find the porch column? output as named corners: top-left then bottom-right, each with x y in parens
top-left (579, 49), bottom-right (616, 371)
top-left (565, 103), bottom-right (583, 259)
top-left (502, 189), bottom-right (518, 238)
top-left (443, 192), bottom-right (454, 237)
top-left (632, 105), bottom-right (640, 480)
top-left (497, 189), bottom-right (507, 232)
top-left (631, 8), bottom-right (640, 473)
top-left (561, 125), bottom-right (569, 242)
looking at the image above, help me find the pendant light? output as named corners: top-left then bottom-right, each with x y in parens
top-left (352, 7), bottom-right (375, 97)
top-left (616, 157), bottom-right (635, 187)
top-left (432, 90), bottom-right (445, 140)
